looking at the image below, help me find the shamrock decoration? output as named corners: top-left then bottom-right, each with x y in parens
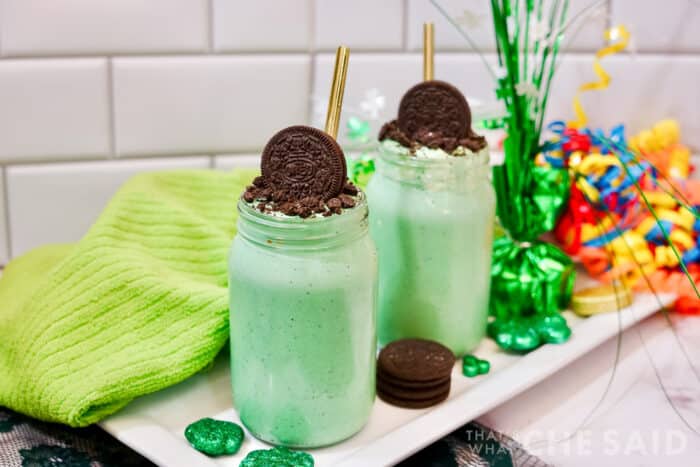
top-left (462, 355), bottom-right (490, 377)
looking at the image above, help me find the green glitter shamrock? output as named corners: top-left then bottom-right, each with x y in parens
top-left (462, 355), bottom-right (490, 378)
top-left (184, 417), bottom-right (244, 456)
top-left (240, 446), bottom-right (314, 467)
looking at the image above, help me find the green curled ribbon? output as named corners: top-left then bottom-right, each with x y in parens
top-left (488, 236), bottom-right (575, 352)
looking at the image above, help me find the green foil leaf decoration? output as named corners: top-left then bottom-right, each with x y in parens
top-left (489, 237), bottom-right (575, 352)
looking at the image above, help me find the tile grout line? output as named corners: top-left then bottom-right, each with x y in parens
top-left (106, 58), bottom-right (118, 158)
top-left (0, 151), bottom-right (260, 167)
top-left (207, 0), bottom-right (215, 53)
top-left (1, 167), bottom-right (13, 262)
top-left (307, 0), bottom-right (317, 126)
top-left (402, 0), bottom-right (409, 52)
top-left (0, 49), bottom-right (691, 59)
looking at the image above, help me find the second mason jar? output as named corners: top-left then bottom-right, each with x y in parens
top-left (229, 194), bottom-right (377, 448)
top-left (366, 144), bottom-right (495, 356)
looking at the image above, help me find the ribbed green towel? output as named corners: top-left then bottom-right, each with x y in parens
top-left (0, 169), bottom-right (256, 427)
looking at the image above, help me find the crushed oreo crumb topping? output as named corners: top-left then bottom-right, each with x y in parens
top-left (379, 120), bottom-right (487, 154)
top-left (243, 125), bottom-right (362, 218)
top-left (243, 179), bottom-right (360, 217)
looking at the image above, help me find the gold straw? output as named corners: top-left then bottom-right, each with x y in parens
top-left (324, 46), bottom-right (350, 139)
top-left (423, 22), bottom-right (434, 81)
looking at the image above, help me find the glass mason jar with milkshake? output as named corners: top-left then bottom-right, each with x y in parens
top-left (367, 24), bottom-right (496, 356)
top-left (228, 47), bottom-right (378, 447)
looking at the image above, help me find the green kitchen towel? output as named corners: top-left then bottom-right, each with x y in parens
top-left (0, 169), bottom-right (256, 427)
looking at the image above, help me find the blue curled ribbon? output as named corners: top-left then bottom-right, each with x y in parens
top-left (543, 122), bottom-right (652, 247)
top-left (645, 220), bottom-right (674, 245)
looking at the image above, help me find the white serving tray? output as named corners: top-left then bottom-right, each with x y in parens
top-left (101, 292), bottom-right (673, 467)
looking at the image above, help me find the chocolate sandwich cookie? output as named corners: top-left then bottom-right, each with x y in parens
top-left (377, 386), bottom-right (450, 409)
top-left (378, 338), bottom-right (456, 382)
top-left (261, 125), bottom-right (347, 201)
top-left (376, 371), bottom-right (450, 391)
top-left (397, 80), bottom-right (471, 140)
top-left (376, 338), bottom-right (455, 409)
top-left (377, 375), bottom-right (450, 401)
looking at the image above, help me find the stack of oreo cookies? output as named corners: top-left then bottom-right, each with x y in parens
top-left (376, 338), bottom-right (456, 409)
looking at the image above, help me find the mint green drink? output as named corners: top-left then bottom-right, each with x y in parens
top-left (229, 195), bottom-right (377, 448)
top-left (367, 142), bottom-right (495, 356)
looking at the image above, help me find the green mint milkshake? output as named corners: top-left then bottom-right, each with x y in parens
top-left (228, 125), bottom-right (377, 448)
top-left (368, 80), bottom-right (495, 356)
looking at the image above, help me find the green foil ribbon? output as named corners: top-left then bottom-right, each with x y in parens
top-left (489, 162), bottom-right (573, 352)
top-left (489, 236), bottom-right (575, 352)
top-left (482, 0), bottom-right (574, 352)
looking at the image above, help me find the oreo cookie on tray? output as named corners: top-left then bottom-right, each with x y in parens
top-left (376, 338), bottom-right (456, 409)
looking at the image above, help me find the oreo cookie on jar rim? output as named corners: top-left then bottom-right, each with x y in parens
top-left (376, 338), bottom-right (456, 409)
top-left (397, 80), bottom-right (471, 140)
top-left (261, 125), bottom-right (347, 201)
top-left (243, 124), bottom-right (360, 218)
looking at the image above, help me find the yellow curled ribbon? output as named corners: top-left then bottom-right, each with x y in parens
top-left (568, 25), bottom-right (631, 129)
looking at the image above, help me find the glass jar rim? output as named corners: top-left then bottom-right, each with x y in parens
top-left (378, 140), bottom-right (490, 169)
top-left (236, 192), bottom-right (369, 251)
top-left (237, 192), bottom-right (368, 227)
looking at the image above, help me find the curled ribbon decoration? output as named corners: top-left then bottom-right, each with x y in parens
top-left (568, 25), bottom-right (631, 129)
top-left (542, 118), bottom-right (700, 314)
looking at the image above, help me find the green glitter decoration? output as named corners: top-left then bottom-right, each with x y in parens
top-left (240, 446), bottom-right (314, 467)
top-left (462, 355), bottom-right (490, 378)
top-left (184, 417), bottom-right (244, 457)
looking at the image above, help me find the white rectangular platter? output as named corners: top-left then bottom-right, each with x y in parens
top-left (101, 292), bottom-right (673, 467)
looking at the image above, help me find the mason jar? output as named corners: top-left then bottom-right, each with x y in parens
top-left (366, 144), bottom-right (495, 356)
top-left (228, 194), bottom-right (377, 448)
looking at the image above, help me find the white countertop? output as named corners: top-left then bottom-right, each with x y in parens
top-left (480, 312), bottom-right (700, 466)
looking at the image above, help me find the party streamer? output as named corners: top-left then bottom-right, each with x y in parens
top-left (568, 25), bottom-right (630, 129)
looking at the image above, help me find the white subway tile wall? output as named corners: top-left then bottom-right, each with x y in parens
top-left (0, 59), bottom-right (110, 161)
top-left (0, 0), bottom-right (697, 264)
top-left (214, 155), bottom-right (262, 170)
top-left (0, 171), bottom-right (7, 264)
top-left (0, 0), bottom-right (209, 56)
top-left (213, 0), bottom-right (313, 52)
top-left (315, 0), bottom-right (404, 50)
top-left (6, 157), bottom-right (209, 257)
top-left (112, 56), bottom-right (310, 156)
top-left (407, 0), bottom-right (608, 52)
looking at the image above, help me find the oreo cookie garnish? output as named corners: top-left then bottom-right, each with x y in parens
top-left (379, 80), bottom-right (487, 154)
top-left (243, 125), bottom-right (360, 217)
top-left (376, 338), bottom-right (455, 409)
top-left (398, 80), bottom-right (471, 139)
top-left (262, 125), bottom-right (346, 200)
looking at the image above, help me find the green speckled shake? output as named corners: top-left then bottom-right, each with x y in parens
top-left (367, 142), bottom-right (495, 356)
top-left (229, 196), bottom-right (377, 448)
